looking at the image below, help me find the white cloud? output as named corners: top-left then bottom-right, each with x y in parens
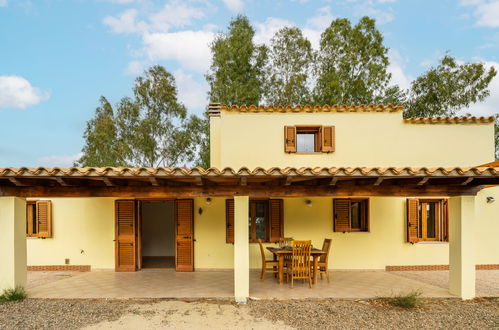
top-left (387, 49), bottom-right (412, 90)
top-left (173, 69), bottom-right (208, 112)
top-left (0, 76), bottom-right (49, 109)
top-left (302, 27), bottom-right (322, 49)
top-left (377, 0), bottom-right (397, 3)
top-left (103, 9), bottom-right (147, 34)
top-left (475, 1), bottom-right (499, 27)
top-left (37, 153), bottom-right (83, 168)
top-left (306, 6), bottom-right (334, 30)
top-left (142, 30), bottom-right (215, 73)
top-left (254, 17), bottom-right (294, 45)
top-left (0, 0), bottom-right (7, 7)
top-left (149, 1), bottom-right (205, 31)
top-left (357, 5), bottom-right (394, 24)
top-left (222, 0), bottom-right (243, 12)
top-left (126, 60), bottom-right (148, 75)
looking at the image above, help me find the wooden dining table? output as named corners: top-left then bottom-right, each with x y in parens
top-left (267, 246), bottom-right (325, 285)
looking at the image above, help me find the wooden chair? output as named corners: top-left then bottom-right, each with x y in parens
top-left (285, 240), bottom-right (312, 288)
top-left (316, 238), bottom-right (332, 283)
top-left (258, 239), bottom-right (279, 281)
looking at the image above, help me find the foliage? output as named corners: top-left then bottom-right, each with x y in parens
top-left (76, 66), bottom-right (203, 167)
top-left (314, 17), bottom-right (400, 105)
top-left (263, 27), bottom-right (313, 106)
top-left (0, 286), bottom-right (26, 303)
top-left (404, 55), bottom-right (497, 118)
top-left (495, 117), bottom-right (499, 160)
top-left (206, 15), bottom-right (267, 106)
top-left (385, 289), bottom-right (423, 309)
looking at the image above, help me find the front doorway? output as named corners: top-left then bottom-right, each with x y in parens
top-left (140, 201), bottom-right (175, 269)
top-left (115, 199), bottom-right (194, 272)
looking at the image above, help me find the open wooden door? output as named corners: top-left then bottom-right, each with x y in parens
top-left (175, 199), bottom-right (194, 272)
top-left (115, 200), bottom-right (137, 271)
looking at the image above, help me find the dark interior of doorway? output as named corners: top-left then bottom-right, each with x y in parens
top-left (140, 201), bottom-right (175, 269)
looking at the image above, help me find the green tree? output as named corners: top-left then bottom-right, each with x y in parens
top-left (76, 96), bottom-right (126, 167)
top-left (206, 15), bottom-right (267, 105)
top-left (263, 27), bottom-right (313, 105)
top-left (404, 55), bottom-right (497, 118)
top-left (495, 117), bottom-right (499, 160)
top-left (314, 17), bottom-right (399, 105)
top-left (76, 65), bottom-right (203, 167)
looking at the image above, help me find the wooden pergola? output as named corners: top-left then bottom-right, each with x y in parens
top-left (0, 166), bottom-right (498, 198)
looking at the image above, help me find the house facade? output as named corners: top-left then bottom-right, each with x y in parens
top-left (0, 104), bottom-right (498, 302)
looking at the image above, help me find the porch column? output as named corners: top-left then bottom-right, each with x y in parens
top-left (234, 196), bottom-right (249, 303)
top-left (0, 197), bottom-right (27, 291)
top-left (449, 196), bottom-right (476, 299)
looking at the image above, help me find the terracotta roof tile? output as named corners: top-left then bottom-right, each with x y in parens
top-left (217, 104), bottom-right (405, 113)
top-left (0, 166), bottom-right (497, 178)
top-left (404, 116), bottom-right (495, 124)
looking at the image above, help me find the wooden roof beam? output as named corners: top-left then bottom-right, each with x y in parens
top-left (53, 177), bottom-right (70, 187)
top-left (329, 177), bottom-right (338, 186)
top-left (285, 176), bottom-right (293, 186)
top-left (101, 178), bottom-right (114, 187)
top-left (461, 177), bottom-right (474, 186)
top-left (374, 177), bottom-right (384, 186)
top-left (417, 177), bottom-right (430, 186)
top-left (149, 177), bottom-right (159, 186)
top-left (195, 177), bottom-right (203, 186)
top-left (240, 177), bottom-right (247, 186)
top-left (8, 177), bottom-right (27, 186)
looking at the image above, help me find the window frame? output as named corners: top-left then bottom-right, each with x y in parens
top-left (417, 198), bottom-right (446, 242)
top-left (333, 198), bottom-right (370, 233)
top-left (249, 199), bottom-right (270, 243)
top-left (295, 125), bottom-right (322, 153)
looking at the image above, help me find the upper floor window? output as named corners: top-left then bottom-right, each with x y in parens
top-left (284, 125), bottom-right (335, 153)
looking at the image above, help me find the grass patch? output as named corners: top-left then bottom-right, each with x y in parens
top-left (0, 286), bottom-right (26, 303)
top-left (385, 290), bottom-right (423, 309)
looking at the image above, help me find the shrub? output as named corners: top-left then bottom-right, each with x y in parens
top-left (0, 286), bottom-right (26, 303)
top-left (385, 290), bottom-right (423, 309)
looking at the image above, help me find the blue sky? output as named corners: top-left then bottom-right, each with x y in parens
top-left (1, 0), bottom-right (498, 167)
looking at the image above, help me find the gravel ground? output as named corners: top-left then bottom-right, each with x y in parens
top-left (389, 270), bottom-right (499, 297)
top-left (0, 298), bottom-right (497, 329)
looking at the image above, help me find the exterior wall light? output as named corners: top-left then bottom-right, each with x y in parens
top-left (206, 197), bottom-right (212, 205)
top-left (486, 196), bottom-right (495, 203)
top-left (305, 199), bottom-right (312, 207)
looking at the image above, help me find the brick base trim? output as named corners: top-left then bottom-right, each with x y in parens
top-left (386, 264), bottom-right (499, 271)
top-left (27, 265), bottom-right (91, 271)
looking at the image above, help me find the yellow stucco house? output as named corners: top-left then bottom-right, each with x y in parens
top-left (0, 103), bottom-right (498, 302)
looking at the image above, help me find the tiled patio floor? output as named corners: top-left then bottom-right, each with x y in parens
top-left (27, 270), bottom-right (455, 299)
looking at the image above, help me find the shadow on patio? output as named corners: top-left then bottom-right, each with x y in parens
top-left (27, 270), bottom-right (459, 299)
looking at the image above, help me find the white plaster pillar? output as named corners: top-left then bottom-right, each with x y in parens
top-left (233, 196), bottom-right (249, 303)
top-left (0, 197), bottom-right (27, 291)
top-left (449, 196), bottom-right (476, 299)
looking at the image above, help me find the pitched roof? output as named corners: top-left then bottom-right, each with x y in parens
top-left (213, 104), bottom-right (404, 113)
top-left (404, 116), bottom-right (495, 124)
top-left (1, 166), bottom-right (498, 178)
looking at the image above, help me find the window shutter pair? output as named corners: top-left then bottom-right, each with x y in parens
top-left (284, 126), bottom-right (335, 153)
top-left (333, 199), bottom-right (351, 232)
top-left (226, 199), bottom-right (283, 243)
top-left (37, 200), bottom-right (52, 238)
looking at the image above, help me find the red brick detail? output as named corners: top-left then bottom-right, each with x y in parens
top-left (386, 264), bottom-right (499, 271)
top-left (27, 265), bottom-right (91, 271)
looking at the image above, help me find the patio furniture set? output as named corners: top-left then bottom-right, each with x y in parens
top-left (258, 238), bottom-right (332, 288)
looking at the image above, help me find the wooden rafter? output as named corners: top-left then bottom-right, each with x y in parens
top-left (149, 177), bottom-right (159, 186)
top-left (53, 177), bottom-right (70, 187)
top-left (8, 177), bottom-right (26, 186)
top-left (195, 177), bottom-right (203, 186)
top-left (374, 177), bottom-right (384, 186)
top-left (240, 177), bottom-right (247, 186)
top-left (461, 177), bottom-right (474, 186)
top-left (285, 176), bottom-right (293, 186)
top-left (329, 177), bottom-right (338, 186)
top-left (101, 178), bottom-right (114, 187)
top-left (417, 177), bottom-right (430, 186)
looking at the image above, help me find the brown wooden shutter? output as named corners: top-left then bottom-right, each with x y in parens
top-left (406, 198), bottom-right (420, 243)
top-left (321, 126), bottom-right (335, 153)
top-left (36, 200), bottom-right (52, 238)
top-left (333, 199), bottom-right (351, 232)
top-left (175, 199), bottom-right (194, 272)
top-left (115, 200), bottom-right (137, 271)
top-left (226, 199), bottom-right (234, 243)
top-left (284, 126), bottom-right (297, 153)
top-left (442, 199), bottom-right (449, 242)
top-left (269, 199), bottom-right (284, 242)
